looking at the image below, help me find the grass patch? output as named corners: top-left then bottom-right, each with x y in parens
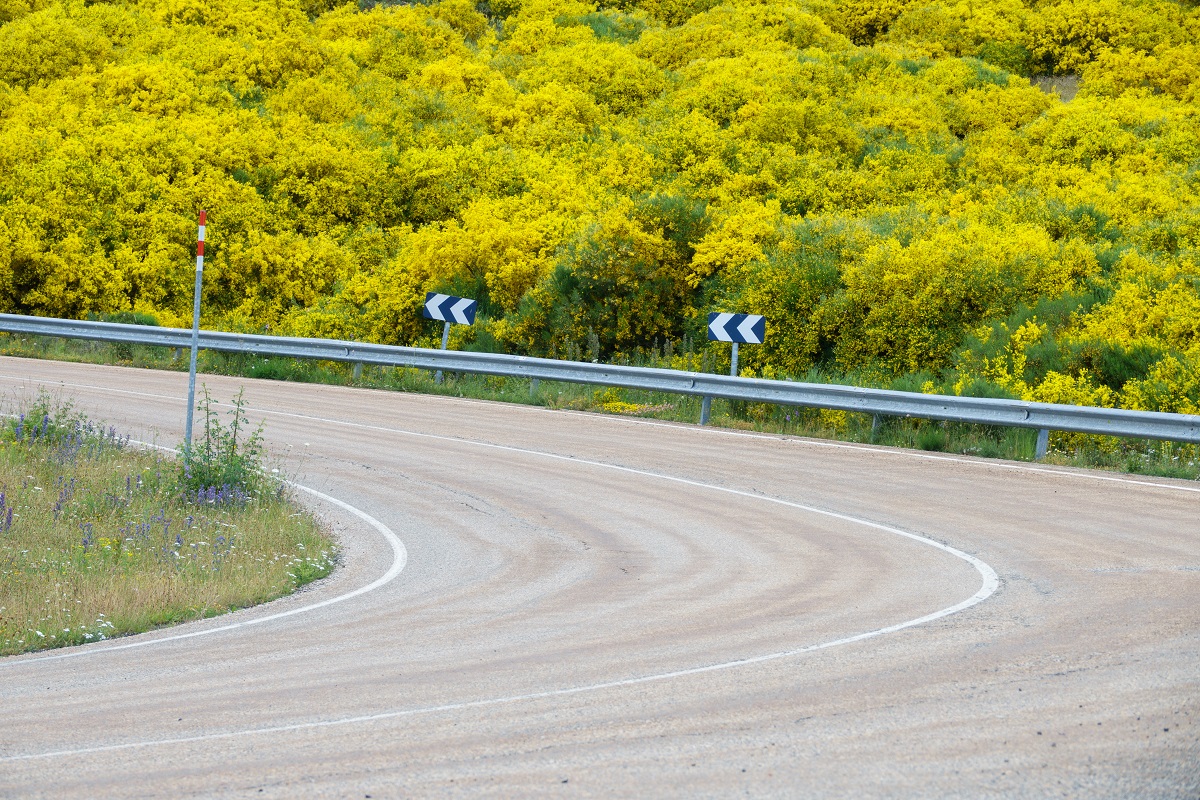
top-left (0, 391), bottom-right (337, 657)
top-left (1, 333), bottom-right (1197, 481)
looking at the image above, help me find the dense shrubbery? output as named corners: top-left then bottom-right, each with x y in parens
top-left (1, 0), bottom-right (1198, 424)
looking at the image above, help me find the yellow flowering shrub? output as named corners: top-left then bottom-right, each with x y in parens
top-left (1123, 355), bottom-right (1200, 416)
top-left (0, 0), bottom-right (1197, 415)
top-left (1025, 0), bottom-right (1179, 75)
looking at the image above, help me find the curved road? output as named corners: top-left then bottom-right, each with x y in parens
top-left (1, 357), bottom-right (1197, 797)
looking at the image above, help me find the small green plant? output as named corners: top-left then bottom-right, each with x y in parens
top-left (916, 425), bottom-right (949, 452)
top-left (178, 387), bottom-right (267, 496)
top-left (3, 390), bottom-right (129, 460)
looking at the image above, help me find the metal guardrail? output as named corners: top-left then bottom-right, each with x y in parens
top-left (2, 313), bottom-right (1198, 444)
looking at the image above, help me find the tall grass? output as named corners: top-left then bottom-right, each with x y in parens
top-left (0, 392), bottom-right (336, 657)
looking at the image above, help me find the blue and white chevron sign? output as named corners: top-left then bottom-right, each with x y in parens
top-left (423, 293), bottom-right (477, 326)
top-left (708, 313), bottom-right (765, 344)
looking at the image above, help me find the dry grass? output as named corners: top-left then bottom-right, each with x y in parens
top-left (0, 396), bottom-right (336, 656)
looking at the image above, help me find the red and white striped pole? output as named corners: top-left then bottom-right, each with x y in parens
top-left (184, 210), bottom-right (206, 452)
top-left (196, 210), bottom-right (206, 268)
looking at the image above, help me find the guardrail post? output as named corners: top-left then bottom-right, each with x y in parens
top-left (871, 414), bottom-right (882, 441)
top-left (530, 378), bottom-right (539, 399)
top-left (352, 362), bottom-right (363, 382)
top-left (701, 343), bottom-right (739, 426)
top-left (1035, 428), bottom-right (1050, 460)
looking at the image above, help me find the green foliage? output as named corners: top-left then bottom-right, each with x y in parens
top-left (97, 310), bottom-right (160, 326)
top-left (1062, 340), bottom-right (1166, 392)
top-left (2, 390), bottom-right (128, 456)
top-left (509, 194), bottom-right (709, 358)
top-left (977, 41), bottom-right (1032, 77)
top-left (558, 9), bottom-right (645, 43)
top-left (178, 388), bottom-right (267, 496)
top-left (1, 0), bottom-right (1198, 422)
top-left (916, 425), bottom-right (949, 451)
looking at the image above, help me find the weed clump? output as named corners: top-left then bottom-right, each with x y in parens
top-left (177, 387), bottom-right (267, 499)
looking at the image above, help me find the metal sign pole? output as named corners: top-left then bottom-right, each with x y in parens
top-left (435, 320), bottom-right (450, 384)
top-left (184, 210), bottom-right (205, 453)
top-left (422, 292), bottom-right (478, 385)
top-left (701, 313), bottom-right (763, 425)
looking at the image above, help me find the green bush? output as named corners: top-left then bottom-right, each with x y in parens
top-left (98, 311), bottom-right (160, 326)
top-left (178, 388), bottom-right (266, 498)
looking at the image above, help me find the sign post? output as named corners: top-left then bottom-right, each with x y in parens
top-left (184, 210), bottom-right (206, 453)
top-left (701, 312), bottom-right (765, 425)
top-left (422, 292), bottom-right (478, 384)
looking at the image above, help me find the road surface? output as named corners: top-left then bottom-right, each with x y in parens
top-left (1, 357), bottom-right (1197, 797)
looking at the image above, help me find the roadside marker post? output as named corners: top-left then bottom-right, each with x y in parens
top-left (184, 209), bottom-right (206, 453)
top-left (422, 292), bottom-right (477, 384)
top-left (701, 312), bottom-right (765, 425)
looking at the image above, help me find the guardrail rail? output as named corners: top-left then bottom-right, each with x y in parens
top-left (2, 313), bottom-right (1197, 448)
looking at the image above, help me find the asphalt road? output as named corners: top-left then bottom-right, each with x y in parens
top-left (1, 356), bottom-right (1197, 798)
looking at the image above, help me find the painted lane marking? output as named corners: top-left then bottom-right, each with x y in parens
top-left (2, 568), bottom-right (993, 765)
top-left (2, 370), bottom-right (1195, 495)
top-left (0, 483), bottom-right (407, 667)
top-left (0, 387), bottom-right (1000, 762)
top-left (2, 534), bottom-right (995, 764)
top-left (607, 416), bottom-right (1200, 493)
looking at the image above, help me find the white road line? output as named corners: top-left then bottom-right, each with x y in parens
top-left (1, 566), bottom-right (993, 764)
top-left (0, 376), bottom-right (1001, 762)
top-left (0, 483), bottom-right (407, 667)
top-left (4, 370), bottom-right (1196, 494)
top-left (2, 512), bottom-right (996, 765)
top-left (548, 411), bottom-right (1200, 493)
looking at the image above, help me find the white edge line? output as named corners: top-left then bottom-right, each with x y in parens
top-left (546, 410), bottom-right (1200, 494)
top-left (3, 526), bottom-right (995, 764)
top-left (0, 402), bottom-right (1000, 763)
top-left (1, 480), bottom-right (407, 667)
top-left (4, 370), bottom-right (1196, 495)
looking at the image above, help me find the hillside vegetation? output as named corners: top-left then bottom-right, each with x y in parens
top-left (1, 0), bottom-right (1199, 431)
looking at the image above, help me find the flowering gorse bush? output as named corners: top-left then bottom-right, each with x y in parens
top-left (1, 0), bottom-right (1198, 421)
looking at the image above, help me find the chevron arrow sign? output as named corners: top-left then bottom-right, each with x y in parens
top-left (708, 312), bottom-right (765, 344)
top-left (423, 293), bottom-right (477, 326)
